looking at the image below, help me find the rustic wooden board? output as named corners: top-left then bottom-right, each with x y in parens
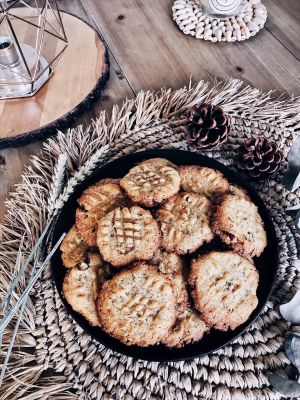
top-left (0, 0), bottom-right (133, 220)
top-left (0, 11), bottom-right (109, 146)
top-left (0, 0), bottom-right (300, 221)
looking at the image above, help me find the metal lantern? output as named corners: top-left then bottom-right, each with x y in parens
top-left (0, 0), bottom-right (68, 99)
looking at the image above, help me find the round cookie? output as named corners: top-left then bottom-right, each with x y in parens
top-left (97, 263), bottom-right (177, 346)
top-left (76, 178), bottom-right (128, 247)
top-left (60, 225), bottom-right (88, 268)
top-left (178, 165), bottom-right (229, 199)
top-left (157, 192), bottom-right (214, 255)
top-left (162, 308), bottom-right (208, 348)
top-left (63, 251), bottom-right (103, 326)
top-left (189, 251), bottom-right (259, 331)
top-left (149, 250), bottom-right (188, 315)
top-left (97, 206), bottom-right (161, 267)
top-left (212, 194), bottom-right (267, 258)
top-left (120, 159), bottom-right (180, 207)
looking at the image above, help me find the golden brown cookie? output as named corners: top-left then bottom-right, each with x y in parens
top-left (178, 165), bottom-right (229, 199)
top-left (162, 308), bottom-right (208, 348)
top-left (189, 251), bottom-right (259, 331)
top-left (97, 262), bottom-right (177, 346)
top-left (120, 159), bottom-right (180, 207)
top-left (157, 192), bottom-right (214, 255)
top-left (63, 251), bottom-right (102, 326)
top-left (60, 225), bottom-right (88, 268)
top-left (97, 206), bottom-right (161, 267)
top-left (212, 194), bottom-right (267, 258)
top-left (76, 178), bottom-right (127, 247)
top-left (149, 250), bottom-right (188, 315)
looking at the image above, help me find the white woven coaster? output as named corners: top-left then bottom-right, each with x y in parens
top-left (172, 0), bottom-right (267, 42)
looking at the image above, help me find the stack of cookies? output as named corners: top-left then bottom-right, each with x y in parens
top-left (60, 158), bottom-right (267, 348)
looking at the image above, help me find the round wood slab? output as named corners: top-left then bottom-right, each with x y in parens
top-left (0, 12), bottom-right (109, 148)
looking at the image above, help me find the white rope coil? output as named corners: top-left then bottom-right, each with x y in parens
top-left (172, 0), bottom-right (267, 42)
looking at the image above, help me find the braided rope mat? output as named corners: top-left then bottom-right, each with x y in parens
top-left (1, 79), bottom-right (300, 400)
top-left (172, 0), bottom-right (267, 43)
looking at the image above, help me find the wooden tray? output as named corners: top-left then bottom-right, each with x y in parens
top-left (0, 11), bottom-right (109, 148)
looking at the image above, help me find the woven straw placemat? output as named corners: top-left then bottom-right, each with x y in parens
top-left (1, 79), bottom-right (300, 400)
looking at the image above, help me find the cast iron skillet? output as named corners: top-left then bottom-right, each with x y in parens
top-left (51, 149), bottom-right (278, 362)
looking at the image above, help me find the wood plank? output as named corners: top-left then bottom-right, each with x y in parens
top-left (264, 0), bottom-right (300, 61)
top-left (84, 0), bottom-right (300, 96)
top-left (0, 0), bottom-right (135, 220)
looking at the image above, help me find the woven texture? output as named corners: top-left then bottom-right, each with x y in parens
top-left (173, 0), bottom-right (267, 43)
top-left (1, 79), bottom-right (300, 400)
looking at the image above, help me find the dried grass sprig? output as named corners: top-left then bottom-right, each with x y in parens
top-left (0, 233), bottom-right (65, 388)
top-left (0, 153), bottom-right (68, 394)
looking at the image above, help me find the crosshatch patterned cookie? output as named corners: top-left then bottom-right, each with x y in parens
top-left (189, 251), bottom-right (259, 331)
top-left (178, 165), bottom-right (229, 199)
top-left (120, 159), bottom-right (180, 207)
top-left (157, 192), bottom-right (214, 254)
top-left (63, 251), bottom-right (102, 326)
top-left (162, 308), bottom-right (208, 348)
top-left (212, 194), bottom-right (267, 257)
top-left (149, 250), bottom-right (188, 314)
top-left (76, 178), bottom-right (127, 247)
top-left (97, 263), bottom-right (177, 346)
top-left (97, 206), bottom-right (161, 267)
top-left (60, 225), bottom-right (88, 268)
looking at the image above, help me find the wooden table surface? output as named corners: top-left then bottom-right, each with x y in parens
top-left (1, 0), bottom-right (300, 220)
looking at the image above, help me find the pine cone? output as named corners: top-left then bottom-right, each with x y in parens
top-left (184, 103), bottom-right (230, 150)
top-left (236, 137), bottom-right (284, 180)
